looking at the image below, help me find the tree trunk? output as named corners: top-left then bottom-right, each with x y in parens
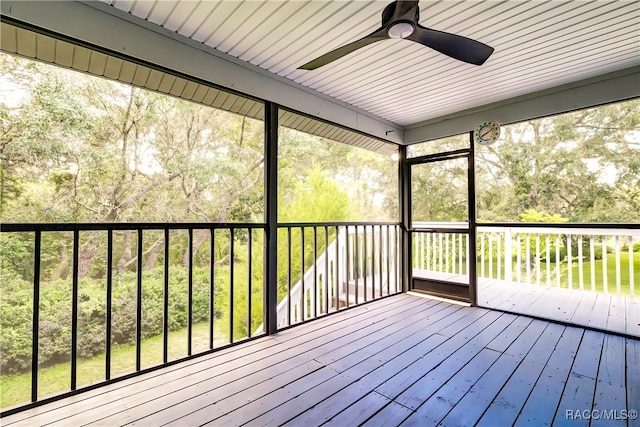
top-left (181, 229), bottom-right (211, 268)
top-left (145, 239), bottom-right (163, 270)
top-left (117, 231), bottom-right (133, 274)
top-left (50, 246), bottom-right (70, 281)
top-left (77, 237), bottom-right (100, 279)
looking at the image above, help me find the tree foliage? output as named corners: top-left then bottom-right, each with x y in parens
top-left (476, 100), bottom-right (640, 223)
top-left (0, 53), bottom-right (397, 379)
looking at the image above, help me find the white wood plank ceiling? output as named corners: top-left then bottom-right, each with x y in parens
top-left (95, 0), bottom-right (640, 128)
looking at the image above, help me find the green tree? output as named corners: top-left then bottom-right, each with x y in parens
top-left (476, 99), bottom-right (640, 223)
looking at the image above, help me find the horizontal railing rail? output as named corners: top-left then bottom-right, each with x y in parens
top-left (1, 222), bottom-right (267, 232)
top-left (411, 222), bottom-right (638, 297)
top-left (0, 222), bottom-right (266, 410)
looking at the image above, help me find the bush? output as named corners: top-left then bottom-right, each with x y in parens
top-left (0, 271), bottom-right (35, 373)
top-left (0, 266), bottom-right (228, 375)
top-left (621, 242), bottom-right (640, 253)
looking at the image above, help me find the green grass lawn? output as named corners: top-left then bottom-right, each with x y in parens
top-left (0, 322), bottom-right (229, 409)
top-left (496, 252), bottom-right (638, 295)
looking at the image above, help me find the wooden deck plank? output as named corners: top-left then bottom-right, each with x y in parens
top-left (553, 330), bottom-right (605, 426)
top-left (102, 299), bottom-right (440, 426)
top-left (477, 278), bottom-right (518, 302)
top-left (393, 313), bottom-right (516, 410)
top-left (534, 287), bottom-right (583, 323)
top-left (373, 310), bottom-right (503, 402)
top-left (587, 293), bottom-right (612, 330)
top-left (360, 398), bottom-right (413, 427)
top-left (626, 338), bottom-right (640, 421)
top-left (399, 348), bottom-right (502, 426)
top-left (607, 294), bottom-right (627, 335)
top-left (477, 323), bottom-right (566, 426)
top-left (477, 279), bottom-right (506, 303)
top-left (591, 334), bottom-right (627, 427)
top-left (507, 284), bottom-right (550, 314)
top-left (158, 300), bottom-right (459, 426)
top-left (311, 303), bottom-right (458, 372)
top-left (570, 292), bottom-right (597, 326)
top-left (625, 297), bottom-right (640, 337)
top-left (514, 326), bottom-right (584, 426)
top-left (478, 281), bottom-right (524, 308)
top-left (291, 311), bottom-right (511, 426)
top-left (324, 391), bottom-right (391, 426)
top-left (224, 333), bottom-right (449, 427)
top-left (254, 308), bottom-right (494, 427)
top-left (438, 319), bottom-right (549, 427)
top-left (485, 315), bottom-right (533, 353)
top-left (213, 304), bottom-right (473, 426)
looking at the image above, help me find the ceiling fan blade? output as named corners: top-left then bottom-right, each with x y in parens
top-left (298, 27), bottom-right (389, 70)
top-left (407, 24), bottom-right (494, 65)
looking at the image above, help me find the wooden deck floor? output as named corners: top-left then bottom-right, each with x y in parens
top-left (3, 294), bottom-right (639, 426)
top-left (478, 279), bottom-right (640, 338)
top-left (411, 269), bottom-right (638, 338)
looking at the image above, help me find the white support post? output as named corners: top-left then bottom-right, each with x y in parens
top-left (425, 232), bottom-right (430, 271)
top-left (445, 233), bottom-right (450, 273)
top-left (516, 233), bottom-right (522, 285)
top-left (458, 234), bottom-right (463, 275)
top-left (438, 233), bottom-right (443, 273)
top-left (497, 234), bottom-right (502, 280)
top-left (578, 235), bottom-right (584, 291)
top-left (555, 234), bottom-right (561, 288)
top-left (545, 234), bottom-right (551, 287)
top-left (567, 233), bottom-right (572, 290)
top-left (602, 237), bottom-right (608, 294)
top-left (615, 235), bottom-right (621, 295)
top-left (489, 234), bottom-right (493, 279)
top-left (419, 232), bottom-right (425, 270)
top-left (630, 236), bottom-right (635, 297)
top-left (526, 233), bottom-right (531, 285)
top-left (480, 232), bottom-right (485, 278)
top-left (465, 234), bottom-right (470, 276)
top-left (432, 233), bottom-right (437, 273)
top-left (505, 228), bottom-right (513, 284)
top-left (452, 234), bottom-right (457, 274)
top-left (535, 234), bottom-right (541, 286)
top-left (590, 235), bottom-right (596, 292)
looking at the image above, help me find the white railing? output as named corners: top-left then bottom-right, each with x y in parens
top-left (275, 227), bottom-right (346, 330)
top-left (255, 224), bottom-right (400, 334)
top-left (412, 222), bottom-right (639, 297)
top-left (413, 230), bottom-right (470, 277)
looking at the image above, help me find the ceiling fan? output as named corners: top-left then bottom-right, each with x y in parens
top-left (298, 0), bottom-right (494, 70)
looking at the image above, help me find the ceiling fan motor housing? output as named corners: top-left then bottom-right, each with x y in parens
top-left (382, 0), bottom-right (420, 27)
top-left (383, 1), bottom-right (420, 39)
